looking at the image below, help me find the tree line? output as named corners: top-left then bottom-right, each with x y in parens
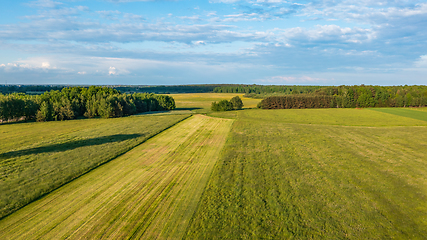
top-left (0, 86), bottom-right (175, 123)
top-left (213, 85), bottom-right (324, 95)
top-left (258, 85), bottom-right (427, 109)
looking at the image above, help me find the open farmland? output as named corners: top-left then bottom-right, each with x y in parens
top-left (187, 108), bottom-right (427, 239)
top-left (0, 115), bottom-right (233, 239)
top-left (0, 114), bottom-right (189, 219)
top-left (2, 91), bottom-right (427, 240)
top-left (170, 93), bottom-right (261, 113)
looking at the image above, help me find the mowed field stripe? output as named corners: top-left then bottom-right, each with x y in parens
top-left (0, 114), bottom-right (233, 240)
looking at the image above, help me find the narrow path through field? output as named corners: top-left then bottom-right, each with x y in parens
top-left (0, 115), bottom-right (233, 239)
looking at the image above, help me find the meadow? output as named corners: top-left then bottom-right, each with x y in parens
top-left (1, 90), bottom-right (427, 239)
top-left (186, 108), bottom-right (427, 239)
top-left (0, 115), bottom-right (232, 239)
top-left (0, 114), bottom-right (189, 219)
top-left (169, 93), bottom-right (261, 113)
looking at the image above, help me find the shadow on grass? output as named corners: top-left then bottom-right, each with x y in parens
top-left (0, 134), bottom-right (144, 160)
top-left (174, 107), bottom-right (202, 111)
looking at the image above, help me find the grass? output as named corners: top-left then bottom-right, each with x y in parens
top-left (2, 94), bottom-right (427, 239)
top-left (0, 114), bottom-right (189, 219)
top-left (186, 109), bottom-right (427, 239)
top-left (0, 115), bottom-right (233, 239)
top-left (210, 108), bottom-right (427, 126)
top-left (370, 107), bottom-right (427, 122)
top-left (169, 93), bottom-right (261, 113)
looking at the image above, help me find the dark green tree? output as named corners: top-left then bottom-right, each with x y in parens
top-left (230, 96), bottom-right (244, 110)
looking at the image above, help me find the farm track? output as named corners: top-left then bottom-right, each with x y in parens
top-left (0, 115), bottom-right (233, 239)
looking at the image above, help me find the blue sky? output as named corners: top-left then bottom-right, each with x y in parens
top-left (0, 0), bottom-right (427, 85)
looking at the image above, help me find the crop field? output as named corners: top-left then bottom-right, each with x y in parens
top-left (187, 109), bottom-right (427, 239)
top-left (0, 114), bottom-right (189, 219)
top-left (2, 94), bottom-right (427, 239)
top-left (169, 93), bottom-right (261, 113)
top-left (0, 115), bottom-right (233, 239)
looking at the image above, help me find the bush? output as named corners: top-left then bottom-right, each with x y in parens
top-left (211, 100), bottom-right (233, 111)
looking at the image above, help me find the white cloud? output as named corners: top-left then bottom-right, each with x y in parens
top-left (280, 25), bottom-right (375, 44)
top-left (109, 66), bottom-right (116, 75)
top-left (414, 55), bottom-right (427, 68)
top-left (41, 62), bottom-right (51, 68)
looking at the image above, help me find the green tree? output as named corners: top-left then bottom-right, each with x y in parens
top-left (36, 101), bottom-right (53, 122)
top-left (230, 96), bottom-right (244, 110)
top-left (211, 100), bottom-right (233, 111)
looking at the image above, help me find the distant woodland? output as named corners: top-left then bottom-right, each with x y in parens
top-left (0, 86), bottom-right (175, 123)
top-left (213, 85), bottom-right (324, 96)
top-left (0, 84), bottom-right (223, 95)
top-left (258, 85), bottom-right (427, 109)
top-left (1, 85), bottom-right (427, 121)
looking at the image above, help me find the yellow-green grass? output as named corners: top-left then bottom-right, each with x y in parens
top-left (186, 109), bottom-right (427, 239)
top-left (370, 108), bottom-right (427, 122)
top-left (411, 107), bottom-right (427, 112)
top-left (0, 115), bottom-right (233, 239)
top-left (0, 114), bottom-right (189, 219)
top-left (169, 93), bottom-right (261, 113)
top-left (211, 108), bottom-right (427, 126)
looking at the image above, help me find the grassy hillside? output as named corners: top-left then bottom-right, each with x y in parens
top-left (0, 114), bottom-right (189, 219)
top-left (0, 115), bottom-right (233, 239)
top-left (186, 108), bottom-right (427, 239)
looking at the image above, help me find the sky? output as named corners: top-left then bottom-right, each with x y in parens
top-left (0, 0), bottom-right (427, 86)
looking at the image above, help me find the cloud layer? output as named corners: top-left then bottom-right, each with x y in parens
top-left (1, 0), bottom-right (427, 85)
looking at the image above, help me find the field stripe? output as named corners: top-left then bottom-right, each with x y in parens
top-left (0, 115), bottom-right (233, 239)
top-left (370, 108), bottom-right (427, 122)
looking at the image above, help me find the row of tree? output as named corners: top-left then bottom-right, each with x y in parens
top-left (211, 96), bottom-right (244, 111)
top-left (258, 85), bottom-right (427, 109)
top-left (0, 86), bottom-right (175, 122)
top-left (312, 85), bottom-right (427, 108)
top-left (258, 95), bottom-right (336, 109)
top-left (213, 85), bottom-right (324, 95)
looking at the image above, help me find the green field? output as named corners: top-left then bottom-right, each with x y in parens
top-left (170, 93), bottom-right (261, 113)
top-left (186, 109), bottom-right (427, 239)
top-left (0, 114), bottom-right (189, 219)
top-left (1, 93), bottom-right (427, 239)
top-left (370, 107), bottom-right (427, 122)
top-left (0, 115), bottom-right (233, 239)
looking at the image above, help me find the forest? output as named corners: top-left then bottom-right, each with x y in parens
top-left (213, 85), bottom-right (323, 96)
top-left (0, 86), bottom-right (175, 122)
top-left (258, 85), bottom-right (427, 109)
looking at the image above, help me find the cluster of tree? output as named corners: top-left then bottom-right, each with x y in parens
top-left (0, 93), bottom-right (39, 121)
top-left (211, 96), bottom-right (244, 111)
top-left (213, 85), bottom-right (324, 95)
top-left (313, 85), bottom-right (427, 108)
top-left (258, 95), bottom-right (335, 109)
top-left (0, 86), bottom-right (175, 123)
top-left (258, 85), bottom-right (427, 109)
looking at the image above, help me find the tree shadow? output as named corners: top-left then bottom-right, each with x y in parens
top-left (0, 134), bottom-right (144, 160)
top-left (174, 107), bottom-right (202, 111)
